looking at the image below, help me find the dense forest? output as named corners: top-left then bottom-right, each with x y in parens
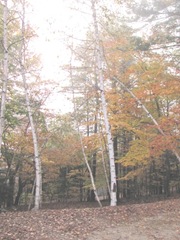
top-left (0, 0), bottom-right (179, 210)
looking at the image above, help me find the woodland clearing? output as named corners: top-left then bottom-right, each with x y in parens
top-left (0, 198), bottom-right (180, 240)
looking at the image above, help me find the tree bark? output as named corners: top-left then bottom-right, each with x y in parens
top-left (0, 0), bottom-right (8, 157)
top-left (79, 131), bottom-right (102, 207)
top-left (19, 0), bottom-right (42, 210)
top-left (14, 177), bottom-right (25, 206)
top-left (69, 41), bottom-right (102, 207)
top-left (91, 0), bottom-right (117, 206)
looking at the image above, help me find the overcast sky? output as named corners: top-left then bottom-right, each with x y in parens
top-left (29, 0), bottom-right (91, 76)
top-left (26, 0), bottom-right (92, 113)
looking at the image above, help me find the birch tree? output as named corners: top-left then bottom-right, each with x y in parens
top-left (69, 42), bottom-right (102, 207)
top-left (0, 0), bottom-right (8, 157)
top-left (91, 0), bottom-right (117, 206)
top-left (19, 0), bottom-right (42, 210)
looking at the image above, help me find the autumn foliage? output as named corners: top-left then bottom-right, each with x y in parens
top-left (0, 0), bottom-right (180, 208)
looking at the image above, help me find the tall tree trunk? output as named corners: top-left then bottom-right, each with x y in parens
top-left (69, 42), bottom-right (102, 207)
top-left (14, 177), bottom-right (25, 206)
top-left (91, 0), bottom-right (117, 206)
top-left (0, 0), bottom-right (8, 157)
top-left (19, 0), bottom-right (42, 210)
top-left (79, 131), bottom-right (102, 207)
top-left (88, 115), bottom-right (98, 202)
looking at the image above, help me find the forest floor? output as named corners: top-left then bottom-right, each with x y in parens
top-left (0, 197), bottom-right (180, 240)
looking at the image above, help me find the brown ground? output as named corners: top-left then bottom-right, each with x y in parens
top-left (0, 198), bottom-right (180, 240)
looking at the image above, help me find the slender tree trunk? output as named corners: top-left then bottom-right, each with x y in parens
top-left (14, 177), bottom-right (24, 206)
top-left (0, 0), bottom-right (8, 157)
top-left (89, 152), bottom-right (97, 201)
top-left (79, 131), bottom-right (102, 207)
top-left (88, 115), bottom-right (98, 202)
top-left (69, 41), bottom-right (102, 207)
top-left (91, 0), bottom-right (117, 206)
top-left (19, 0), bottom-right (42, 210)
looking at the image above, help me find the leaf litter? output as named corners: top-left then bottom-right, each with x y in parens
top-left (0, 198), bottom-right (180, 240)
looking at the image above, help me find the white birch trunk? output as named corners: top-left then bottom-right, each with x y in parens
top-left (78, 131), bottom-right (102, 207)
top-left (114, 77), bottom-right (180, 163)
top-left (69, 45), bottom-right (102, 207)
top-left (91, 0), bottom-right (117, 206)
top-left (19, 0), bottom-right (42, 210)
top-left (0, 0), bottom-right (8, 157)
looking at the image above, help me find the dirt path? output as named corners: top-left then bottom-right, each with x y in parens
top-left (87, 211), bottom-right (180, 240)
